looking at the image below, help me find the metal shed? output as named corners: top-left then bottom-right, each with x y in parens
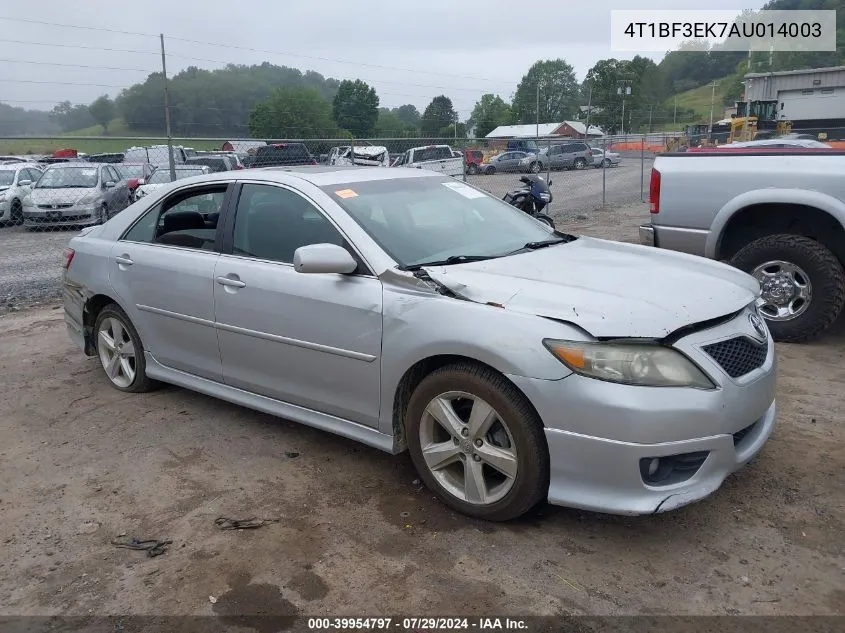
top-left (745, 66), bottom-right (845, 122)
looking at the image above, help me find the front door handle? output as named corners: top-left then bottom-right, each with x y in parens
top-left (115, 255), bottom-right (134, 266)
top-left (216, 275), bottom-right (246, 288)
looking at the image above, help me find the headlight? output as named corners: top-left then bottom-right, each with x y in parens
top-left (0, 193), bottom-right (6, 202)
top-left (543, 339), bottom-right (715, 389)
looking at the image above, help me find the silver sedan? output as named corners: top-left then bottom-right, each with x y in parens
top-left (62, 167), bottom-right (776, 521)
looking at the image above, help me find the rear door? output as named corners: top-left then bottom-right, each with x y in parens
top-left (108, 182), bottom-right (232, 381)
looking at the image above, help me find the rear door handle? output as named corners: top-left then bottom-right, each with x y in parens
top-left (115, 255), bottom-right (133, 266)
top-left (216, 276), bottom-right (246, 288)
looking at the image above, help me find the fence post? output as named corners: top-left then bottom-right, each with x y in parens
top-left (350, 137), bottom-right (355, 166)
top-left (602, 135), bottom-right (607, 209)
top-left (463, 142), bottom-right (467, 182)
top-left (545, 136), bottom-right (551, 184)
top-left (640, 136), bottom-right (645, 203)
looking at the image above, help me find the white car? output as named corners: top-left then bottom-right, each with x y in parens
top-left (725, 138), bottom-right (831, 149)
top-left (328, 146), bottom-right (390, 167)
top-left (590, 147), bottom-right (621, 168)
top-left (0, 163), bottom-right (42, 225)
top-left (135, 166), bottom-right (211, 199)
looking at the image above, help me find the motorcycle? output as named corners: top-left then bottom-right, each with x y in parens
top-left (502, 175), bottom-right (555, 228)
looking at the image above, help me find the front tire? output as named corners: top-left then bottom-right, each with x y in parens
top-left (730, 234), bottom-right (845, 342)
top-left (405, 362), bottom-right (549, 521)
top-left (484, 165), bottom-right (496, 175)
top-left (98, 204), bottom-right (108, 225)
top-left (94, 304), bottom-right (156, 393)
top-left (528, 161), bottom-right (541, 174)
top-left (467, 164), bottom-right (478, 175)
top-left (10, 199), bottom-right (23, 225)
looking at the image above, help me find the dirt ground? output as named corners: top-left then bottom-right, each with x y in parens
top-left (0, 201), bottom-right (843, 624)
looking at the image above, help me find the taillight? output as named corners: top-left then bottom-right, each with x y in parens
top-left (62, 248), bottom-right (75, 269)
top-left (649, 168), bottom-right (661, 214)
top-left (311, 159), bottom-right (317, 165)
top-left (236, 165), bottom-right (243, 170)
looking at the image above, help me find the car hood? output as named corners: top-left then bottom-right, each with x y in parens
top-left (30, 187), bottom-right (98, 204)
top-left (421, 237), bottom-right (759, 338)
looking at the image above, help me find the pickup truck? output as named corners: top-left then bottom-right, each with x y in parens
top-left (392, 144), bottom-right (464, 178)
top-left (640, 150), bottom-right (845, 342)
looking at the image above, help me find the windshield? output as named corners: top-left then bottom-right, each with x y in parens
top-left (321, 177), bottom-right (559, 268)
top-left (117, 165), bottom-right (145, 178)
top-left (35, 166), bottom-right (98, 189)
top-left (148, 169), bottom-right (204, 184)
top-left (0, 171), bottom-right (14, 186)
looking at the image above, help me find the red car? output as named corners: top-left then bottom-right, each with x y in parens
top-left (463, 149), bottom-right (484, 175)
top-left (115, 163), bottom-right (156, 201)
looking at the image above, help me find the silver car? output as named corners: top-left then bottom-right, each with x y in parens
top-left (23, 163), bottom-right (130, 228)
top-left (590, 147), bottom-right (621, 168)
top-left (483, 151), bottom-right (534, 175)
top-left (62, 167), bottom-right (777, 521)
top-left (0, 163), bottom-right (42, 225)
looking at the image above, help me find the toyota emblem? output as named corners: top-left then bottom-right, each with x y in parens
top-left (748, 312), bottom-right (766, 338)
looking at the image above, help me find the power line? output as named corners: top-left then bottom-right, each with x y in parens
top-left (0, 78), bottom-right (127, 88)
top-left (0, 15), bottom-right (513, 87)
top-left (0, 38), bottom-right (160, 56)
top-left (0, 58), bottom-right (155, 72)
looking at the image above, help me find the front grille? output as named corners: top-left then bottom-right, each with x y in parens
top-left (702, 336), bottom-right (768, 378)
top-left (37, 203), bottom-right (73, 209)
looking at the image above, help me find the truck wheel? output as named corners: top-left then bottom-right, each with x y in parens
top-left (730, 234), bottom-right (845, 343)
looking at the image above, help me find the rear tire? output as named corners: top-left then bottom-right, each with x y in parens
top-left (484, 165), bottom-right (496, 175)
top-left (529, 161), bottom-right (541, 174)
top-left (467, 164), bottom-right (478, 175)
top-left (405, 362), bottom-right (549, 521)
top-left (730, 234), bottom-right (845, 343)
top-left (93, 304), bottom-right (156, 393)
top-left (602, 158), bottom-right (612, 168)
top-left (98, 204), bottom-right (108, 225)
top-left (574, 158), bottom-right (588, 170)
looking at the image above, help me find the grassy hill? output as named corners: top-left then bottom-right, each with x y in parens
top-left (666, 76), bottom-right (736, 124)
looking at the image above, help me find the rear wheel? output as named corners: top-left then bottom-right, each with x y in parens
top-left (574, 158), bottom-right (588, 170)
top-left (529, 161), bottom-right (541, 174)
top-left (405, 362), bottom-right (549, 521)
top-left (602, 158), bottom-right (612, 168)
top-left (94, 304), bottom-right (156, 393)
top-left (484, 165), bottom-right (496, 175)
top-left (98, 204), bottom-right (108, 225)
top-left (467, 164), bottom-right (478, 175)
top-left (730, 234), bottom-right (845, 342)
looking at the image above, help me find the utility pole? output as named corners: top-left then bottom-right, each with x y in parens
top-left (673, 97), bottom-right (677, 127)
top-left (535, 83), bottom-right (540, 142)
top-left (648, 104), bottom-right (653, 134)
top-left (708, 80), bottom-right (719, 133)
top-left (584, 83), bottom-right (593, 141)
top-left (159, 34), bottom-right (176, 182)
top-left (617, 80), bottom-right (631, 136)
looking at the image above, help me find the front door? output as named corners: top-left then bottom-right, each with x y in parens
top-left (213, 182), bottom-right (383, 427)
top-left (108, 184), bottom-right (230, 381)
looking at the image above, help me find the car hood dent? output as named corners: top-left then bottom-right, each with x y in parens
top-left (421, 237), bottom-right (759, 338)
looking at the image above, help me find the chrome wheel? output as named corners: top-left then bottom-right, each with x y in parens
top-left (418, 391), bottom-right (518, 506)
top-left (529, 162), bottom-right (541, 173)
top-left (97, 316), bottom-right (136, 388)
top-left (752, 259), bottom-right (812, 321)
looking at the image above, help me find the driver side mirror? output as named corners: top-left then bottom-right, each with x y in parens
top-left (293, 243), bottom-right (357, 275)
top-left (18, 180), bottom-right (32, 186)
top-left (104, 181), bottom-right (116, 189)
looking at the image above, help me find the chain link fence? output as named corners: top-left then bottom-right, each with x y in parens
top-left (0, 133), bottom-right (666, 311)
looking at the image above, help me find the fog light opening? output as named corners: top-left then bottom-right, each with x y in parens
top-left (647, 458), bottom-right (660, 477)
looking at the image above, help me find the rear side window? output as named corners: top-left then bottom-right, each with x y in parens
top-left (414, 147), bottom-right (453, 162)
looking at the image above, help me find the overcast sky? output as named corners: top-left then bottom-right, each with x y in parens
top-left (0, 0), bottom-right (767, 116)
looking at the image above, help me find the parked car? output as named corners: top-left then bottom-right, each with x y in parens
top-left (63, 167), bottom-right (775, 521)
top-left (0, 163), bottom-right (43, 225)
top-left (589, 147), bottom-right (621, 168)
top-left (640, 151), bottom-right (845, 342)
top-left (327, 145), bottom-right (390, 167)
top-left (538, 142), bottom-right (593, 171)
top-left (392, 145), bottom-right (464, 178)
top-left (186, 156), bottom-right (231, 173)
top-left (506, 139), bottom-right (540, 154)
top-left (22, 163), bottom-right (130, 228)
top-left (134, 165), bottom-right (211, 199)
top-left (115, 163), bottom-right (156, 202)
top-left (482, 151), bottom-right (533, 175)
top-left (247, 143), bottom-right (316, 168)
top-left (123, 145), bottom-right (189, 168)
top-left (464, 149), bottom-right (485, 175)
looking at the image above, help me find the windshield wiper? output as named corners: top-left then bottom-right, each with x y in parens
top-left (506, 235), bottom-right (574, 255)
top-left (399, 254), bottom-right (499, 271)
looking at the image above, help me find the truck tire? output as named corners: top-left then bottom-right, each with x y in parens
top-left (730, 234), bottom-right (845, 343)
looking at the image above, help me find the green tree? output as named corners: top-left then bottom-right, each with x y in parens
top-left (332, 79), bottom-right (379, 137)
top-left (248, 87), bottom-right (339, 138)
top-left (512, 59), bottom-right (579, 124)
top-left (88, 96), bottom-right (115, 134)
top-left (468, 94), bottom-right (512, 138)
top-left (394, 104), bottom-right (421, 128)
top-left (374, 108), bottom-right (418, 137)
top-left (50, 100), bottom-right (95, 132)
top-left (421, 95), bottom-right (457, 136)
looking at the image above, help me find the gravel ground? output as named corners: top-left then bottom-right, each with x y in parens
top-left (1, 200), bottom-right (843, 626)
top-left (0, 160), bottom-right (651, 314)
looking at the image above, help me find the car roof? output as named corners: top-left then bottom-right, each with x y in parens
top-left (159, 165), bottom-right (440, 188)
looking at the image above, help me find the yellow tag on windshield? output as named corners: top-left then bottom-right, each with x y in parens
top-left (335, 189), bottom-right (358, 199)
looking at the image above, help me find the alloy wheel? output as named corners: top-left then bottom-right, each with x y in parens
top-left (97, 317), bottom-right (137, 388)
